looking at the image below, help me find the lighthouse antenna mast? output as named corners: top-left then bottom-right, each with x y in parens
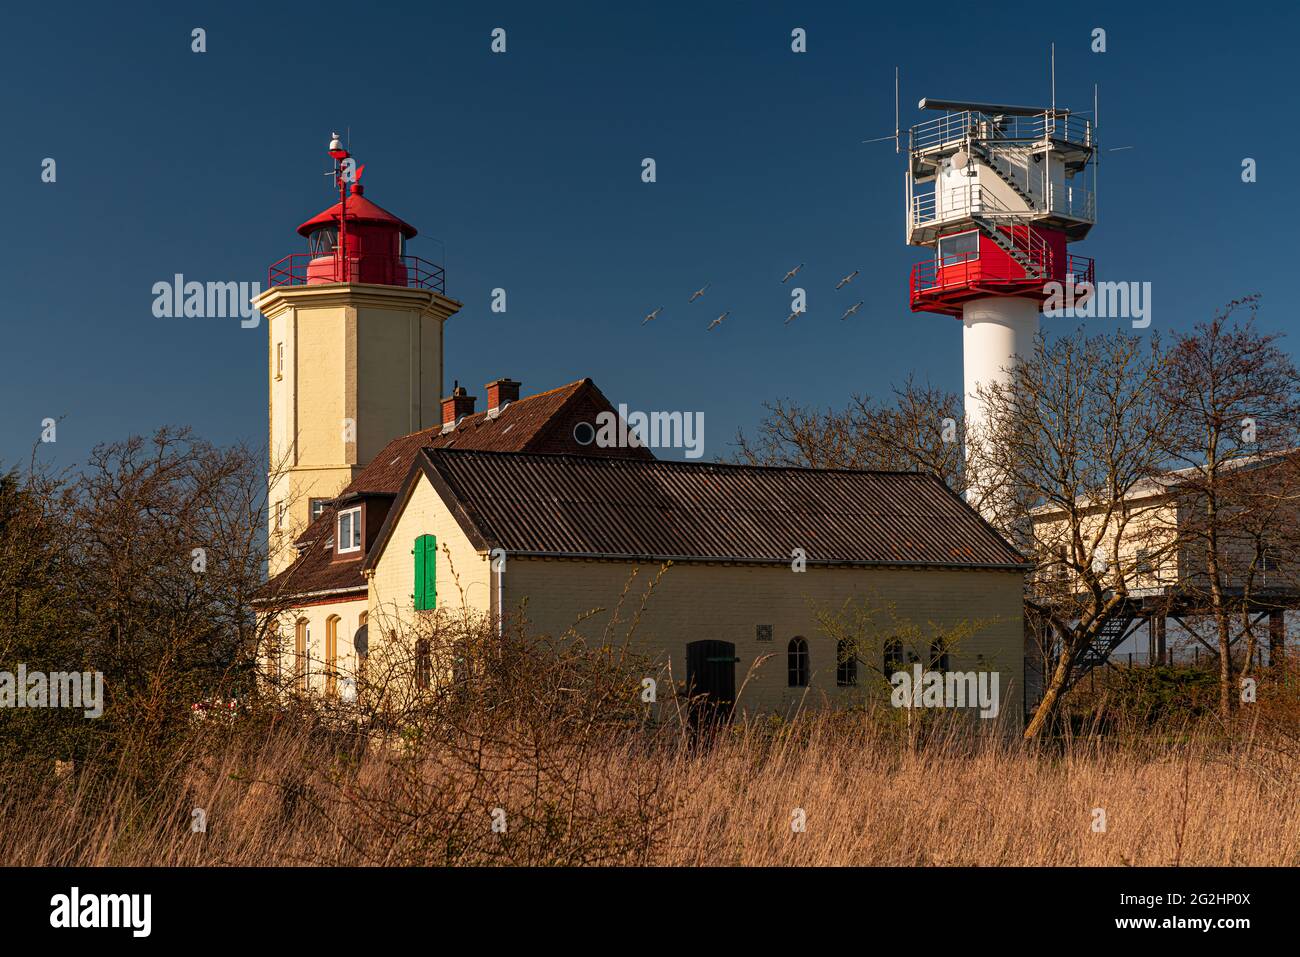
top-left (1050, 42), bottom-right (1056, 113)
top-left (1094, 85), bottom-right (1100, 219)
top-left (328, 132), bottom-right (351, 282)
top-left (859, 66), bottom-right (902, 151)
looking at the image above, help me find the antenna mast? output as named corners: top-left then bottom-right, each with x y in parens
top-left (894, 67), bottom-right (900, 154)
top-left (1093, 84), bottom-right (1100, 219)
top-left (859, 68), bottom-right (904, 148)
top-left (1050, 42), bottom-right (1056, 112)
top-left (327, 132), bottom-right (351, 283)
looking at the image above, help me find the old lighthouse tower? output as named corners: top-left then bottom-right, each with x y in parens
top-left (253, 135), bottom-right (462, 573)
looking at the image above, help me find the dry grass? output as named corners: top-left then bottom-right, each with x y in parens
top-left (657, 716), bottom-right (1298, 866)
top-left (3, 704), bottom-right (1296, 867)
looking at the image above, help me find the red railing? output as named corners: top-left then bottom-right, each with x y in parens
top-left (267, 252), bottom-right (445, 293)
top-left (1065, 253), bottom-right (1095, 288)
top-left (911, 251), bottom-right (980, 295)
top-left (910, 249), bottom-right (1097, 309)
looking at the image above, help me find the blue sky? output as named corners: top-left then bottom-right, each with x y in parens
top-left (3, 0), bottom-right (1294, 470)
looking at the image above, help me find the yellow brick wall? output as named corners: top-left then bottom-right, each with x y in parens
top-left (258, 284), bottom-right (459, 575)
top-left (503, 558), bottom-right (1024, 722)
top-left (356, 472), bottom-right (1026, 723)
top-left (267, 596), bottom-right (369, 697)
top-left (355, 302), bottom-right (444, 465)
top-left (366, 475), bottom-right (492, 640)
top-left (268, 300), bottom-right (355, 575)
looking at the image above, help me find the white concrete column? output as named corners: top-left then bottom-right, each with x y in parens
top-left (961, 296), bottom-right (1038, 513)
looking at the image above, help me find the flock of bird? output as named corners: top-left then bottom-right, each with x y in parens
top-left (642, 266), bottom-right (865, 331)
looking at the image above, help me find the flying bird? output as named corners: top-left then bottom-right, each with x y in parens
top-left (836, 269), bottom-right (860, 289)
top-left (840, 300), bottom-right (863, 321)
top-left (642, 307), bottom-right (663, 325)
top-left (708, 312), bottom-right (729, 331)
top-left (688, 283), bottom-right (711, 303)
top-left (784, 310), bottom-right (801, 325)
top-left (781, 263), bottom-right (805, 284)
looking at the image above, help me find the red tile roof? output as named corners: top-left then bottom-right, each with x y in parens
top-left (260, 378), bottom-right (654, 602)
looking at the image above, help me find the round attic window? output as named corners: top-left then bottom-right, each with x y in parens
top-left (572, 421), bottom-right (596, 446)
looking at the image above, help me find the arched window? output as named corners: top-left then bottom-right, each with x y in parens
top-left (266, 628), bottom-right (281, 683)
top-left (415, 638), bottom-right (431, 689)
top-left (294, 618), bottom-right (309, 692)
top-left (355, 611), bottom-right (368, 670)
top-left (787, 636), bottom-right (809, 687)
top-left (929, 639), bottom-right (951, 673)
top-left (836, 639), bottom-right (857, 687)
top-left (452, 637), bottom-right (471, 687)
top-left (324, 615), bottom-right (340, 697)
top-left (346, 612), bottom-right (368, 705)
top-left (883, 638), bottom-right (904, 677)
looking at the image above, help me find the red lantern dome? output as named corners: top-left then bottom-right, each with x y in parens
top-left (293, 183), bottom-right (419, 286)
top-left (267, 139), bottom-right (444, 292)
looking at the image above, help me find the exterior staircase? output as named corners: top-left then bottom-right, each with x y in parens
top-left (967, 184), bottom-right (1051, 278)
top-left (970, 140), bottom-right (1037, 209)
top-left (1064, 613), bottom-right (1139, 690)
top-left (971, 208), bottom-right (1051, 280)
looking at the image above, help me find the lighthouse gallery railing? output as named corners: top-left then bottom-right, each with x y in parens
top-left (267, 253), bottom-right (446, 293)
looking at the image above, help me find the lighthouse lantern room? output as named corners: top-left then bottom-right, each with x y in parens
top-left (267, 133), bottom-right (445, 292)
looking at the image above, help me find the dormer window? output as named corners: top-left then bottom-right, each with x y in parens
top-left (337, 506), bottom-right (362, 554)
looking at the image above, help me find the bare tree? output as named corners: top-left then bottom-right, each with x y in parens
top-left (734, 375), bottom-right (967, 488)
top-left (0, 428), bottom-right (281, 778)
top-left (978, 329), bottom-right (1174, 739)
top-left (1156, 297), bottom-right (1300, 717)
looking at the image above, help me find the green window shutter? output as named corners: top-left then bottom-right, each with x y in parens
top-left (414, 534), bottom-right (437, 611)
top-left (424, 535), bottom-right (437, 610)
top-left (413, 538), bottom-right (425, 609)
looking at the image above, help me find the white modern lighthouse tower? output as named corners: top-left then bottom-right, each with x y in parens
top-left (904, 97), bottom-right (1097, 513)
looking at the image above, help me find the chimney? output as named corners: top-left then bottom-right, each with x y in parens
top-left (441, 383), bottom-right (476, 429)
top-left (485, 378), bottom-right (522, 416)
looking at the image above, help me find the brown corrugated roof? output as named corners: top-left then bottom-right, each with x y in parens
top-left (259, 527), bottom-right (372, 601)
top-left (409, 449), bottom-right (1027, 569)
top-left (260, 378), bottom-right (655, 602)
